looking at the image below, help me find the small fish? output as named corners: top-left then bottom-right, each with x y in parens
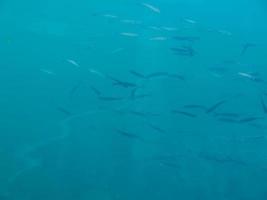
top-left (183, 18), bottom-right (197, 24)
top-left (142, 3), bottom-right (161, 13)
top-left (88, 68), bottom-right (106, 78)
top-left (214, 112), bottom-right (240, 118)
top-left (199, 153), bottom-right (246, 166)
top-left (240, 43), bottom-right (256, 56)
top-left (40, 69), bottom-right (56, 75)
top-left (120, 19), bottom-right (142, 24)
top-left (218, 30), bottom-right (232, 36)
top-left (146, 72), bottom-right (169, 79)
top-left (239, 117), bottom-right (265, 123)
top-left (218, 118), bottom-right (239, 123)
top-left (147, 123), bottom-right (166, 133)
top-left (67, 59), bottom-right (80, 67)
top-left (90, 86), bottom-right (102, 96)
top-left (69, 81), bottom-right (83, 99)
top-left (161, 27), bottom-right (178, 31)
top-left (102, 14), bottom-right (118, 19)
top-left (116, 129), bottom-right (143, 141)
top-left (167, 73), bottom-right (185, 81)
top-left (172, 36), bottom-right (200, 42)
top-left (183, 105), bottom-right (207, 110)
top-left (108, 76), bottom-right (138, 88)
top-left (120, 32), bottom-right (139, 37)
top-left (171, 46), bottom-right (195, 56)
top-left (98, 96), bottom-right (125, 101)
top-left (129, 70), bottom-right (147, 79)
top-left (159, 161), bottom-right (180, 169)
top-left (206, 100), bottom-right (227, 114)
top-left (238, 72), bottom-right (264, 82)
top-left (148, 26), bottom-right (162, 31)
top-left (57, 107), bottom-right (72, 116)
top-left (149, 37), bottom-right (167, 41)
top-left (171, 110), bottom-right (197, 118)
top-left (260, 97), bottom-right (267, 114)
top-left (111, 48), bottom-right (124, 54)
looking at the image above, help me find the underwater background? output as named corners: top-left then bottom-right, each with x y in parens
top-left (1, 0), bottom-right (267, 199)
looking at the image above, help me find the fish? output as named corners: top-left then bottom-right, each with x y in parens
top-left (199, 153), bottom-right (246, 166)
top-left (206, 100), bottom-right (227, 114)
top-left (161, 27), bottom-right (178, 31)
top-left (170, 46), bottom-right (196, 56)
top-left (116, 129), bottom-right (143, 141)
top-left (146, 72), bottom-right (169, 79)
top-left (218, 118), bottom-right (239, 123)
top-left (183, 105), bottom-right (207, 110)
top-left (120, 19), bottom-right (142, 24)
top-left (218, 30), bottom-right (233, 36)
top-left (88, 68), bottom-right (106, 78)
top-left (214, 112), bottom-right (241, 118)
top-left (69, 81), bottom-right (83, 99)
top-left (111, 48), bottom-right (124, 54)
top-left (238, 72), bottom-right (259, 81)
top-left (147, 123), bottom-right (166, 133)
top-left (171, 110), bottom-right (197, 118)
top-left (141, 3), bottom-right (161, 13)
top-left (149, 37), bottom-right (167, 41)
top-left (40, 69), bottom-right (56, 75)
top-left (260, 97), bottom-right (267, 114)
top-left (159, 161), bottom-right (180, 169)
top-left (108, 76), bottom-right (138, 88)
top-left (129, 70), bottom-right (147, 79)
top-left (57, 106), bottom-right (72, 116)
top-left (240, 43), bottom-right (256, 56)
top-left (102, 14), bottom-right (118, 19)
top-left (167, 73), bottom-right (185, 81)
top-left (239, 117), bottom-right (265, 123)
top-left (183, 18), bottom-right (197, 24)
top-left (90, 86), bottom-right (102, 96)
top-left (98, 96), bottom-right (125, 101)
top-left (120, 32), bottom-right (139, 37)
top-left (67, 59), bottom-right (80, 67)
top-left (172, 36), bottom-right (200, 42)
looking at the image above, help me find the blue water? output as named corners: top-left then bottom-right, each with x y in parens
top-left (1, 0), bottom-right (267, 199)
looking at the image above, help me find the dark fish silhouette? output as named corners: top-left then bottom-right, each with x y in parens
top-left (218, 118), bottom-right (239, 123)
top-left (172, 36), bottom-right (200, 42)
top-left (260, 97), bottom-right (267, 114)
top-left (69, 81), bottom-right (83, 99)
top-left (240, 43), bottom-right (256, 56)
top-left (214, 112), bottom-right (241, 118)
top-left (108, 76), bottom-right (137, 88)
top-left (147, 123), bottom-right (166, 134)
top-left (90, 86), bottom-right (102, 96)
top-left (171, 46), bottom-right (196, 56)
top-left (183, 104), bottom-right (207, 110)
top-left (116, 129), bottom-right (143, 141)
top-left (129, 70), bottom-right (147, 79)
top-left (98, 96), bottom-right (125, 101)
top-left (57, 106), bottom-right (72, 116)
top-left (206, 100), bottom-right (227, 114)
top-left (199, 153), bottom-right (247, 166)
top-left (146, 72), bottom-right (169, 79)
top-left (171, 110), bottom-right (197, 118)
top-left (167, 73), bottom-right (185, 81)
top-left (239, 116), bottom-right (265, 123)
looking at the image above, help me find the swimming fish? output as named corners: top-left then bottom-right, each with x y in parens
top-left (67, 59), bottom-right (80, 67)
top-left (142, 3), bottom-right (161, 13)
top-left (206, 100), bottom-right (227, 114)
top-left (171, 110), bottom-right (197, 118)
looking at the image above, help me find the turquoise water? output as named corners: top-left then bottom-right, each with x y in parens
top-left (1, 0), bottom-right (267, 199)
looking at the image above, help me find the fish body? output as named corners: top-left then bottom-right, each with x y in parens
top-left (142, 3), bottom-right (161, 13)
